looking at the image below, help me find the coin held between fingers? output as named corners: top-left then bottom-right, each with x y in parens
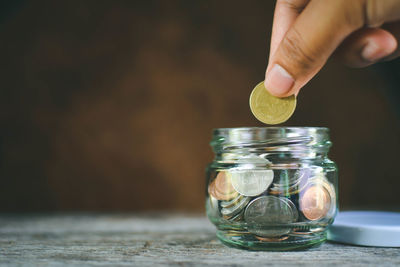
top-left (265, 64), bottom-right (295, 96)
top-left (249, 81), bottom-right (297, 125)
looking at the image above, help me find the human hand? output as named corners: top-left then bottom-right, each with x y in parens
top-left (265, 0), bottom-right (400, 97)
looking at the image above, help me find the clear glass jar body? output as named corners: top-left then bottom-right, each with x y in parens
top-left (206, 127), bottom-right (338, 251)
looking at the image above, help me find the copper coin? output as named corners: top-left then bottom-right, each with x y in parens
top-left (300, 185), bottom-right (331, 221)
top-left (255, 235), bottom-right (289, 242)
top-left (215, 171), bottom-right (236, 194)
top-left (208, 172), bottom-right (238, 201)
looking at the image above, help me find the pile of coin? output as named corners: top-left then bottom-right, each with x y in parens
top-left (207, 166), bottom-right (336, 238)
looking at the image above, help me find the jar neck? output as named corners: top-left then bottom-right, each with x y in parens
top-left (210, 127), bottom-right (332, 163)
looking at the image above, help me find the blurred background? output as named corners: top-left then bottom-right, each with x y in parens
top-left (0, 0), bottom-right (399, 213)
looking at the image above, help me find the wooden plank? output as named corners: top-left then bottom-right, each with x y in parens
top-left (0, 214), bottom-right (399, 266)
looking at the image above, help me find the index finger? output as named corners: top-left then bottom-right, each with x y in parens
top-left (268, 0), bottom-right (310, 68)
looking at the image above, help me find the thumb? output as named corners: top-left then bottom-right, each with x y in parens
top-left (265, 0), bottom-right (365, 97)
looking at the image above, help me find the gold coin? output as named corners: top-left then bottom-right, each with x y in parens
top-left (249, 81), bottom-right (296, 124)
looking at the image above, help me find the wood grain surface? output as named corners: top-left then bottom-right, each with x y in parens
top-left (1, 214), bottom-right (399, 266)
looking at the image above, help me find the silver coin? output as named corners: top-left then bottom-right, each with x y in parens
top-left (205, 195), bottom-right (220, 218)
top-left (270, 168), bottom-right (311, 195)
top-left (228, 169), bottom-right (274, 197)
top-left (221, 195), bottom-right (251, 218)
top-left (230, 211), bottom-right (245, 222)
top-left (281, 197), bottom-right (299, 221)
top-left (244, 196), bottom-right (298, 237)
top-left (220, 193), bottom-right (243, 209)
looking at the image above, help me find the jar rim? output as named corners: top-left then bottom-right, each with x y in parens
top-left (213, 126), bottom-right (328, 133)
top-left (211, 127), bottom-right (331, 151)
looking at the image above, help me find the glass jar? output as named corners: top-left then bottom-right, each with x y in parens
top-left (205, 127), bottom-right (338, 251)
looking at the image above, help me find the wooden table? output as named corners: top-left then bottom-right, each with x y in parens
top-left (0, 214), bottom-right (399, 266)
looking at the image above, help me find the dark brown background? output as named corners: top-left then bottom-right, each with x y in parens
top-left (0, 0), bottom-right (399, 212)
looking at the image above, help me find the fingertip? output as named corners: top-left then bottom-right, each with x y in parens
top-left (265, 64), bottom-right (295, 97)
top-left (338, 28), bottom-right (398, 67)
top-left (361, 33), bottom-right (397, 62)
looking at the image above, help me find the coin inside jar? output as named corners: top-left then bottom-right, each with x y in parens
top-left (221, 195), bottom-right (251, 219)
top-left (228, 169), bottom-right (274, 197)
top-left (269, 168), bottom-right (311, 196)
top-left (220, 193), bottom-right (244, 209)
top-left (300, 184), bottom-right (331, 221)
top-left (205, 195), bottom-right (220, 218)
top-left (208, 171), bottom-right (238, 201)
top-left (244, 196), bottom-right (298, 237)
top-left (255, 235), bottom-right (289, 242)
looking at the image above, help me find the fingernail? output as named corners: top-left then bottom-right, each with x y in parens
top-left (265, 64), bottom-right (294, 96)
top-left (361, 41), bottom-right (389, 62)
